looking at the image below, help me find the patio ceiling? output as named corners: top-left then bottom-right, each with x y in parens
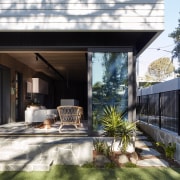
top-left (7, 51), bottom-right (87, 81)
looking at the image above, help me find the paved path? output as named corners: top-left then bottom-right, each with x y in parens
top-left (135, 130), bottom-right (169, 167)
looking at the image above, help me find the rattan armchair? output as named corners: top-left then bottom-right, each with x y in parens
top-left (57, 106), bottom-right (83, 132)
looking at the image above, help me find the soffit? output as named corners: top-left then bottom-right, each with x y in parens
top-left (0, 31), bottom-right (159, 80)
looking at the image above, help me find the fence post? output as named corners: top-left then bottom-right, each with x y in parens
top-left (178, 90), bottom-right (180, 136)
top-left (159, 93), bottom-right (161, 129)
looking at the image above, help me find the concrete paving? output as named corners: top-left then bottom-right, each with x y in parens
top-left (0, 121), bottom-right (88, 136)
top-left (0, 123), bottom-right (170, 171)
top-left (139, 147), bottom-right (161, 157)
top-left (135, 140), bottom-right (153, 148)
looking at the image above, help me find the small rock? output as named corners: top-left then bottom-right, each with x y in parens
top-left (129, 152), bottom-right (138, 164)
top-left (118, 154), bottom-right (129, 164)
top-left (94, 155), bottom-right (111, 167)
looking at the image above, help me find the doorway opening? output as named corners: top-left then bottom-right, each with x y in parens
top-left (6, 51), bottom-right (88, 121)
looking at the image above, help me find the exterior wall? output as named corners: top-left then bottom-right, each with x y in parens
top-left (138, 77), bottom-right (180, 96)
top-left (0, 0), bottom-right (164, 31)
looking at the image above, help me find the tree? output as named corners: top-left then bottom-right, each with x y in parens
top-left (148, 57), bottom-right (174, 81)
top-left (169, 13), bottom-right (180, 75)
top-left (102, 53), bottom-right (128, 104)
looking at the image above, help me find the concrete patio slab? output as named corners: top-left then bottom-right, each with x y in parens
top-left (0, 158), bottom-right (53, 171)
top-left (0, 122), bottom-right (88, 136)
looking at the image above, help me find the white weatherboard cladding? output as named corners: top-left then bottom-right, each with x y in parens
top-left (0, 0), bottom-right (164, 31)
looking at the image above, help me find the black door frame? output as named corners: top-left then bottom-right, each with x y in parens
top-left (87, 48), bottom-right (135, 136)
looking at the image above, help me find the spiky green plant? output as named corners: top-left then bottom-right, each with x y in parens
top-left (156, 142), bottom-right (176, 159)
top-left (93, 138), bottom-right (111, 157)
top-left (117, 121), bottom-right (136, 153)
top-left (101, 106), bottom-right (124, 137)
top-left (101, 106), bottom-right (136, 153)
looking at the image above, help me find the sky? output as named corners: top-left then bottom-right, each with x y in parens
top-left (138, 0), bottom-right (180, 76)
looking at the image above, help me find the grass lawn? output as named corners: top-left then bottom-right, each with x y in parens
top-left (0, 165), bottom-right (180, 180)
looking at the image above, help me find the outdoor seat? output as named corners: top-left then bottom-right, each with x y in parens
top-left (57, 106), bottom-right (83, 132)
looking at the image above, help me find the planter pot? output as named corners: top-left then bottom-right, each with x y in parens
top-left (112, 137), bottom-right (135, 153)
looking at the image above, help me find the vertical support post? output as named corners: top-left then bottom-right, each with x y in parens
top-left (147, 95), bottom-right (149, 124)
top-left (159, 93), bottom-right (161, 129)
top-left (178, 90), bottom-right (180, 135)
top-left (87, 52), bottom-right (93, 136)
top-left (128, 52), bottom-right (136, 122)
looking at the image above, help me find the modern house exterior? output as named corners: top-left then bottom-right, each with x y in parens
top-left (0, 0), bottom-right (164, 135)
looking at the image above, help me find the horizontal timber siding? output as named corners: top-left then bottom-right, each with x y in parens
top-left (0, 0), bottom-right (164, 31)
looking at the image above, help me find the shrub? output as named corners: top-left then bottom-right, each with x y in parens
top-left (156, 142), bottom-right (176, 159)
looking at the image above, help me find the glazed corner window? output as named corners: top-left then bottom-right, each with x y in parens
top-left (92, 52), bottom-right (128, 131)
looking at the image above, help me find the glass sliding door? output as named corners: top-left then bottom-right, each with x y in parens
top-left (15, 72), bottom-right (22, 121)
top-left (0, 65), bottom-right (10, 124)
top-left (92, 52), bottom-right (128, 131)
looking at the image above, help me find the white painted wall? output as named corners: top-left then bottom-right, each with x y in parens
top-left (0, 0), bottom-right (164, 31)
top-left (137, 77), bottom-right (180, 96)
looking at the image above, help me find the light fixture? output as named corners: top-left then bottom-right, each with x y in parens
top-left (34, 53), bottom-right (65, 80)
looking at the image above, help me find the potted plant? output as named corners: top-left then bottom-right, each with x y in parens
top-left (116, 120), bottom-right (136, 153)
top-left (101, 106), bottom-right (136, 153)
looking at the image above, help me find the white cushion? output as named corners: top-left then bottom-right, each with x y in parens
top-left (25, 108), bottom-right (58, 123)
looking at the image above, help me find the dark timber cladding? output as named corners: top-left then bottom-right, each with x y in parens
top-left (0, 32), bottom-right (156, 55)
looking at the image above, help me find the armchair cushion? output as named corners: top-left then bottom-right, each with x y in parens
top-left (25, 107), bottom-right (58, 124)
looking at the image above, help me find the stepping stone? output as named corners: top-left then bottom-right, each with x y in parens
top-left (140, 147), bottom-right (161, 157)
top-left (136, 131), bottom-right (144, 135)
top-left (137, 158), bottom-right (169, 167)
top-left (135, 141), bottom-right (153, 148)
top-left (136, 136), bottom-right (148, 140)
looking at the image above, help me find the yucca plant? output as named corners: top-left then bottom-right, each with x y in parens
top-left (117, 120), bottom-right (136, 153)
top-left (101, 106), bottom-right (136, 153)
top-left (101, 106), bottom-right (124, 137)
top-left (101, 106), bottom-right (124, 152)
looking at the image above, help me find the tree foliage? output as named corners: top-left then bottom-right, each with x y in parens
top-left (148, 57), bottom-right (174, 81)
top-left (169, 15), bottom-right (180, 59)
top-left (92, 53), bottom-right (128, 105)
top-left (169, 13), bottom-right (180, 75)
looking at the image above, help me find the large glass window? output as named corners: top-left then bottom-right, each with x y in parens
top-left (92, 52), bottom-right (128, 131)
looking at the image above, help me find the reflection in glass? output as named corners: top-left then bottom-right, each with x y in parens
top-left (92, 52), bottom-right (128, 131)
